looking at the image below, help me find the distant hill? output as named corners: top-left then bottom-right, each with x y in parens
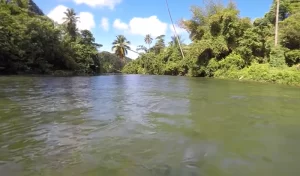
top-left (98, 51), bottom-right (132, 73)
top-left (99, 51), bottom-right (132, 62)
top-left (28, 0), bottom-right (44, 15)
top-left (4, 0), bottom-right (44, 15)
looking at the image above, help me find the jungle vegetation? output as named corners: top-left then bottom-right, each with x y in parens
top-left (1, 0), bottom-right (299, 86)
top-left (0, 0), bottom-right (129, 75)
top-left (123, 0), bottom-right (300, 85)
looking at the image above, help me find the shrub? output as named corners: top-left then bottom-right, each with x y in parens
top-left (205, 58), bottom-right (219, 76)
top-left (216, 63), bottom-right (300, 86)
top-left (285, 49), bottom-right (300, 66)
top-left (218, 53), bottom-right (245, 70)
top-left (214, 53), bottom-right (245, 77)
top-left (269, 46), bottom-right (286, 67)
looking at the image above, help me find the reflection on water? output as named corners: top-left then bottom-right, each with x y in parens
top-left (0, 75), bottom-right (300, 176)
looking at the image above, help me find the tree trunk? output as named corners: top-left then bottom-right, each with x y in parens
top-left (275, 0), bottom-right (280, 46)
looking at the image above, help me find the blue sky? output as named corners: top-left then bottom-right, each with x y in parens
top-left (36, 0), bottom-right (273, 59)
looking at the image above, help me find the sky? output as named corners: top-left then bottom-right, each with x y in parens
top-left (35, 0), bottom-right (273, 59)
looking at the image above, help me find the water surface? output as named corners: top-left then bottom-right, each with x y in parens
top-left (0, 75), bottom-right (299, 176)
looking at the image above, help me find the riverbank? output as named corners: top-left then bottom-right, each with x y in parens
top-left (214, 63), bottom-right (300, 86)
top-left (123, 62), bottom-right (300, 86)
top-left (0, 70), bottom-right (126, 77)
top-left (0, 70), bottom-right (91, 77)
top-left (2, 65), bottom-right (299, 87)
top-left (121, 0), bottom-right (300, 87)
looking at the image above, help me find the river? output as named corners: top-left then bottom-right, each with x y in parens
top-left (0, 75), bottom-right (299, 176)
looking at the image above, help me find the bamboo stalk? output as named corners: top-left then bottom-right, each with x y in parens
top-left (165, 0), bottom-right (185, 59)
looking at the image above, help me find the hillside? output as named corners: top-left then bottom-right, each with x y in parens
top-left (98, 51), bottom-right (132, 73)
top-left (0, 1), bottom-right (129, 75)
top-left (3, 0), bottom-right (44, 15)
top-left (28, 0), bottom-right (43, 15)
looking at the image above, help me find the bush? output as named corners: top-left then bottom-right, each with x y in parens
top-left (122, 62), bottom-right (140, 74)
top-left (215, 63), bottom-right (300, 86)
top-left (269, 46), bottom-right (286, 67)
top-left (205, 58), bottom-right (219, 76)
top-left (214, 53), bottom-right (245, 77)
top-left (219, 53), bottom-right (245, 70)
top-left (285, 49), bottom-right (300, 66)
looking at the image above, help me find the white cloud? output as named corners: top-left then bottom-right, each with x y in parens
top-left (169, 24), bottom-right (187, 35)
top-left (74, 0), bottom-right (122, 9)
top-left (47, 5), bottom-right (95, 31)
top-left (101, 17), bottom-right (109, 31)
top-left (113, 19), bottom-right (129, 30)
top-left (47, 5), bottom-right (68, 24)
top-left (129, 16), bottom-right (168, 37)
top-left (77, 12), bottom-right (95, 30)
top-left (113, 16), bottom-right (168, 37)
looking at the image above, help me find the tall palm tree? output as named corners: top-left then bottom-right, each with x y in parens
top-left (144, 34), bottom-right (153, 50)
top-left (63, 8), bottom-right (79, 39)
top-left (112, 35), bottom-right (131, 61)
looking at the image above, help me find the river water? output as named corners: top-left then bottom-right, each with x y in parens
top-left (0, 75), bottom-right (299, 176)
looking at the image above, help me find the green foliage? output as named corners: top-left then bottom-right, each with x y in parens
top-left (219, 53), bottom-right (245, 69)
top-left (214, 53), bottom-right (245, 77)
top-left (137, 45), bottom-right (148, 53)
top-left (0, 2), bottom-right (103, 75)
top-left (122, 0), bottom-right (300, 86)
top-left (1, 0), bottom-right (300, 86)
top-left (285, 49), bottom-right (300, 65)
top-left (63, 8), bottom-right (79, 40)
top-left (98, 51), bottom-right (131, 73)
top-left (280, 13), bottom-right (300, 50)
top-left (112, 35), bottom-right (131, 60)
top-left (265, 0), bottom-right (291, 23)
top-left (205, 58), bottom-right (219, 76)
top-left (269, 47), bottom-right (286, 68)
top-left (216, 63), bottom-right (300, 86)
top-left (144, 34), bottom-right (153, 49)
top-left (151, 35), bottom-right (166, 54)
top-left (236, 26), bottom-right (271, 64)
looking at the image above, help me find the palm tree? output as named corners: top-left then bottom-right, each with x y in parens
top-left (63, 8), bottom-right (79, 39)
top-left (137, 45), bottom-right (148, 53)
top-left (144, 34), bottom-right (153, 50)
top-left (153, 35), bottom-right (166, 54)
top-left (170, 35), bottom-right (184, 48)
top-left (80, 30), bottom-right (103, 48)
top-left (112, 35), bottom-right (131, 61)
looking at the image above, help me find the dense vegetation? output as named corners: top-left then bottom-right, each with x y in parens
top-left (0, 0), bottom-right (129, 75)
top-left (123, 0), bottom-right (300, 86)
top-left (1, 0), bottom-right (299, 85)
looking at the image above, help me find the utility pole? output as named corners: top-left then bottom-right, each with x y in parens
top-left (275, 0), bottom-right (280, 46)
top-left (165, 0), bottom-right (185, 59)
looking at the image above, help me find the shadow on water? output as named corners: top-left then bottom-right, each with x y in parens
top-left (0, 75), bottom-right (300, 176)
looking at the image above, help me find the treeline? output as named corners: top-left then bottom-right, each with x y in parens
top-left (123, 0), bottom-right (300, 85)
top-left (0, 0), bottom-right (127, 75)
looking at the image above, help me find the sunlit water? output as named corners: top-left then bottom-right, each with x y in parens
top-left (0, 75), bottom-right (300, 176)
